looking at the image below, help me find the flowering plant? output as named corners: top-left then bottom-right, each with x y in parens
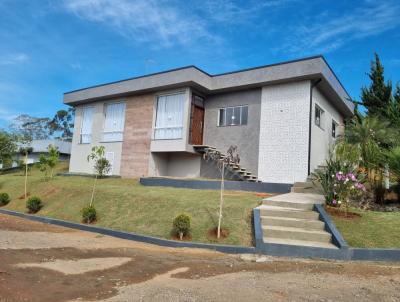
top-left (331, 171), bottom-right (366, 214)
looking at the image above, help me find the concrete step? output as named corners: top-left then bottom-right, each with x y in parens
top-left (258, 205), bottom-right (320, 220)
top-left (261, 215), bottom-right (325, 231)
top-left (262, 199), bottom-right (314, 210)
top-left (291, 186), bottom-right (322, 194)
top-left (263, 237), bottom-right (337, 249)
top-left (263, 225), bottom-right (332, 243)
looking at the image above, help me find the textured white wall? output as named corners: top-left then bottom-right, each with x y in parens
top-left (258, 81), bottom-right (311, 184)
top-left (310, 87), bottom-right (344, 171)
top-left (69, 102), bottom-right (123, 175)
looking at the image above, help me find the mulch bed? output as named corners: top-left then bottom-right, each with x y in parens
top-left (171, 234), bottom-right (192, 241)
top-left (326, 206), bottom-right (361, 220)
top-left (207, 227), bottom-right (229, 240)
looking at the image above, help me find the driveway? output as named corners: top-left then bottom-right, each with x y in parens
top-left (0, 213), bottom-right (399, 302)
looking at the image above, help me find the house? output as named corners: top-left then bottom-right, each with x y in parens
top-left (63, 55), bottom-right (353, 185)
top-left (14, 139), bottom-right (71, 166)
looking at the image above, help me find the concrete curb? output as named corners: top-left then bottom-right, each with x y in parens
top-left (1, 208), bottom-right (399, 261)
top-left (0, 209), bottom-right (254, 254)
top-left (140, 177), bottom-right (292, 193)
top-left (314, 204), bottom-right (349, 249)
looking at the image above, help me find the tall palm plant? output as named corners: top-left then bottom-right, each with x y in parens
top-left (343, 116), bottom-right (396, 202)
top-left (387, 147), bottom-right (400, 201)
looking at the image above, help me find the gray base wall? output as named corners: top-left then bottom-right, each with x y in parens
top-left (140, 177), bottom-right (292, 193)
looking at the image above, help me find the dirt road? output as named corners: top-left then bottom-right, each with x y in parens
top-left (0, 213), bottom-right (399, 302)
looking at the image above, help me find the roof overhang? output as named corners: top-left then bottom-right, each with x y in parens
top-left (63, 56), bottom-right (354, 117)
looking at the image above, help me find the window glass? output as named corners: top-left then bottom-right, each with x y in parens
top-left (219, 108), bottom-right (226, 126)
top-left (103, 102), bottom-right (126, 142)
top-left (241, 106), bottom-right (248, 125)
top-left (315, 105), bottom-right (324, 128)
top-left (232, 107), bottom-right (241, 125)
top-left (80, 107), bottom-right (94, 144)
top-left (332, 120), bottom-right (338, 138)
top-left (154, 93), bottom-right (185, 139)
top-left (226, 107), bottom-right (234, 125)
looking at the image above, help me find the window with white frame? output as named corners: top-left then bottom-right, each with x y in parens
top-left (218, 105), bottom-right (248, 126)
top-left (103, 102), bottom-right (126, 142)
top-left (332, 120), bottom-right (338, 138)
top-left (80, 107), bottom-right (94, 144)
top-left (315, 104), bottom-right (324, 129)
top-left (154, 92), bottom-right (185, 140)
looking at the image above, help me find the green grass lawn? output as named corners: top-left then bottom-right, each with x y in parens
top-left (330, 207), bottom-right (400, 248)
top-left (0, 164), bottom-right (261, 246)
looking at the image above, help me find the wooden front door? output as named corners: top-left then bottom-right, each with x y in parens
top-left (190, 105), bottom-right (204, 145)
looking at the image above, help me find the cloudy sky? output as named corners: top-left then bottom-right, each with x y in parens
top-left (1, 0), bottom-right (400, 127)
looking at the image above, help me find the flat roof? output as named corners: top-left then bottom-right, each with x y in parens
top-left (64, 55), bottom-right (354, 117)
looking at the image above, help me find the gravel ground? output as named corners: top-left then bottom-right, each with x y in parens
top-left (0, 213), bottom-right (399, 302)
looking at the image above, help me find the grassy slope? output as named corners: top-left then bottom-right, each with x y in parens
top-left (0, 164), bottom-right (261, 246)
top-left (331, 207), bottom-right (400, 248)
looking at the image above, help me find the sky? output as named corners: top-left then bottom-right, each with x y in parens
top-left (1, 0), bottom-right (400, 128)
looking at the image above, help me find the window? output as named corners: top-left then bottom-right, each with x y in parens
top-left (154, 92), bottom-right (185, 140)
top-left (332, 120), bottom-right (338, 138)
top-left (103, 102), bottom-right (126, 142)
top-left (80, 107), bottom-right (94, 144)
top-left (315, 105), bottom-right (324, 128)
top-left (218, 105), bottom-right (248, 126)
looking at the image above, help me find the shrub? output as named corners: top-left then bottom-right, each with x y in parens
top-left (81, 205), bottom-right (97, 223)
top-left (26, 196), bottom-right (43, 213)
top-left (173, 213), bottom-right (191, 240)
top-left (0, 193), bottom-right (10, 206)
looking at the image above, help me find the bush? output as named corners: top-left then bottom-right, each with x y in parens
top-left (0, 193), bottom-right (10, 206)
top-left (81, 205), bottom-right (97, 223)
top-left (173, 213), bottom-right (191, 240)
top-left (26, 196), bottom-right (43, 213)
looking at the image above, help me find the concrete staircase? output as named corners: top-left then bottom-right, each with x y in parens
top-left (258, 193), bottom-right (337, 249)
top-left (193, 145), bottom-right (258, 182)
top-left (291, 165), bottom-right (326, 194)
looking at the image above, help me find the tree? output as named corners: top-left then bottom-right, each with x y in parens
top-left (19, 146), bottom-right (33, 200)
top-left (36, 145), bottom-right (60, 179)
top-left (359, 53), bottom-right (393, 118)
top-left (343, 116), bottom-right (396, 203)
top-left (388, 84), bottom-right (400, 129)
top-left (47, 145), bottom-right (59, 178)
top-left (87, 146), bottom-right (111, 207)
top-left (37, 154), bottom-right (49, 179)
top-left (9, 114), bottom-right (51, 140)
top-left (0, 130), bottom-right (17, 169)
top-left (387, 147), bottom-right (400, 202)
top-left (203, 145), bottom-right (240, 239)
top-left (48, 108), bottom-right (75, 141)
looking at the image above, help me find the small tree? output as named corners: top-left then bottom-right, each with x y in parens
top-left (0, 131), bottom-right (17, 170)
top-left (37, 154), bottom-right (49, 179)
top-left (203, 145), bottom-right (240, 239)
top-left (19, 146), bottom-right (33, 200)
top-left (87, 146), bottom-right (111, 207)
top-left (47, 144), bottom-right (59, 178)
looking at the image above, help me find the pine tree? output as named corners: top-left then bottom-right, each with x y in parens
top-left (360, 53), bottom-right (392, 118)
top-left (388, 84), bottom-right (400, 129)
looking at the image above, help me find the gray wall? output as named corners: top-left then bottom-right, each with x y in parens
top-left (149, 152), bottom-right (201, 178)
top-left (203, 88), bottom-right (261, 176)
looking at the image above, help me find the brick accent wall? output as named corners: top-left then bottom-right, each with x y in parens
top-left (258, 81), bottom-right (311, 184)
top-left (120, 93), bottom-right (154, 178)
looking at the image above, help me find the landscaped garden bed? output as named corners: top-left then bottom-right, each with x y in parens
top-left (0, 163), bottom-right (261, 246)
